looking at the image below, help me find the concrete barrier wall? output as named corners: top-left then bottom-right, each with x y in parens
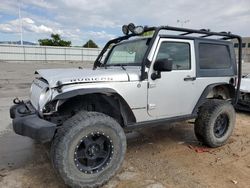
top-left (0, 44), bottom-right (102, 62)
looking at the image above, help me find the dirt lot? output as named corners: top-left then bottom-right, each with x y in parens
top-left (0, 61), bottom-right (250, 188)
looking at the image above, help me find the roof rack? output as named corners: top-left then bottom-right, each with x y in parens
top-left (143, 26), bottom-right (239, 41)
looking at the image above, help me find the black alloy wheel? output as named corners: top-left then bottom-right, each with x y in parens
top-left (213, 114), bottom-right (229, 138)
top-left (74, 132), bottom-right (113, 174)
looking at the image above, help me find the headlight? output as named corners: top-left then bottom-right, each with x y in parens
top-left (38, 87), bottom-right (52, 114)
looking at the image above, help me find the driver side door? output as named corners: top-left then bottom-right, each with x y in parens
top-left (147, 38), bottom-right (197, 118)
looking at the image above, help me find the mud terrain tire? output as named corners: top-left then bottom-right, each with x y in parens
top-left (194, 100), bottom-right (235, 148)
top-left (51, 111), bottom-right (126, 188)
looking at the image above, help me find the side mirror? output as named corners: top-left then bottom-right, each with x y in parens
top-left (153, 58), bottom-right (172, 72)
top-left (151, 59), bottom-right (172, 80)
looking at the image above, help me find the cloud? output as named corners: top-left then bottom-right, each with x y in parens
top-left (86, 31), bottom-right (116, 40)
top-left (50, 0), bottom-right (250, 38)
top-left (0, 17), bottom-right (60, 34)
top-left (0, 19), bottom-right (22, 33)
top-left (0, 0), bottom-right (250, 46)
top-left (22, 0), bottom-right (57, 9)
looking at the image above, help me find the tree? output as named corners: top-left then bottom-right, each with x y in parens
top-left (38, 34), bottom-right (71, 46)
top-left (83, 40), bottom-right (99, 48)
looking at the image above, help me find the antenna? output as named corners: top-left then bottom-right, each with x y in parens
top-left (18, 0), bottom-right (23, 45)
top-left (177, 19), bottom-right (190, 27)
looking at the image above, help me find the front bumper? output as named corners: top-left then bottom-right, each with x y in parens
top-left (10, 101), bottom-right (56, 142)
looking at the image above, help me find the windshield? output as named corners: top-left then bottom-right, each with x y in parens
top-left (105, 38), bottom-right (149, 66)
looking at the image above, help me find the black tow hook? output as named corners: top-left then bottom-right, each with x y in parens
top-left (13, 97), bottom-right (23, 105)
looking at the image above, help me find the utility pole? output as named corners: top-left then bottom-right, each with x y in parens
top-left (18, 0), bottom-right (23, 45)
top-left (177, 19), bottom-right (190, 28)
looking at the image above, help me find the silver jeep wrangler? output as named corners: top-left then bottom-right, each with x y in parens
top-left (10, 24), bottom-right (242, 188)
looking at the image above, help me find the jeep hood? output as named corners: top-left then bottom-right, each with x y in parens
top-left (36, 68), bottom-right (140, 87)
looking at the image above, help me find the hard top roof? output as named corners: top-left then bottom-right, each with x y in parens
top-left (158, 34), bottom-right (233, 45)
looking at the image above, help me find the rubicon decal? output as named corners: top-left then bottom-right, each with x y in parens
top-left (70, 77), bottom-right (114, 82)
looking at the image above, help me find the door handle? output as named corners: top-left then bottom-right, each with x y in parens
top-left (184, 76), bottom-right (196, 81)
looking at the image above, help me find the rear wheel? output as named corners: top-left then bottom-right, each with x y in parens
top-left (51, 111), bottom-right (126, 188)
top-left (194, 100), bottom-right (235, 147)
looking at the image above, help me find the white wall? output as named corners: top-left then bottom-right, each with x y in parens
top-left (0, 44), bottom-right (102, 62)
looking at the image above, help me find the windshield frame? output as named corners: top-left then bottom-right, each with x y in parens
top-left (103, 37), bottom-right (151, 67)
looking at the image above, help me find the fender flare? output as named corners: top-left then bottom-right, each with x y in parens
top-left (53, 88), bottom-right (136, 125)
top-left (192, 83), bottom-right (235, 114)
top-left (54, 88), bottom-right (117, 100)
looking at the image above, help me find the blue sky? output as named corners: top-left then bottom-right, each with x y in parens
top-left (0, 0), bottom-right (250, 47)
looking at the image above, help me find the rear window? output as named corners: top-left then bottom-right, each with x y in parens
top-left (199, 43), bottom-right (231, 69)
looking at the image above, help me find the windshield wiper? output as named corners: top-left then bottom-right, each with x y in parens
top-left (105, 64), bottom-right (127, 70)
top-left (113, 64), bottom-right (127, 70)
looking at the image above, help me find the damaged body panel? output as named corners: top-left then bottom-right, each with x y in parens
top-left (236, 76), bottom-right (250, 111)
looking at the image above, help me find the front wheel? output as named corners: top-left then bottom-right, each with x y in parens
top-left (51, 111), bottom-right (126, 188)
top-left (194, 100), bottom-right (236, 148)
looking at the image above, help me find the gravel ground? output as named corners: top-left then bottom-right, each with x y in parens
top-left (0, 61), bottom-right (250, 188)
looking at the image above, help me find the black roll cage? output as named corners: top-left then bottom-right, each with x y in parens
top-left (93, 26), bottom-right (242, 104)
